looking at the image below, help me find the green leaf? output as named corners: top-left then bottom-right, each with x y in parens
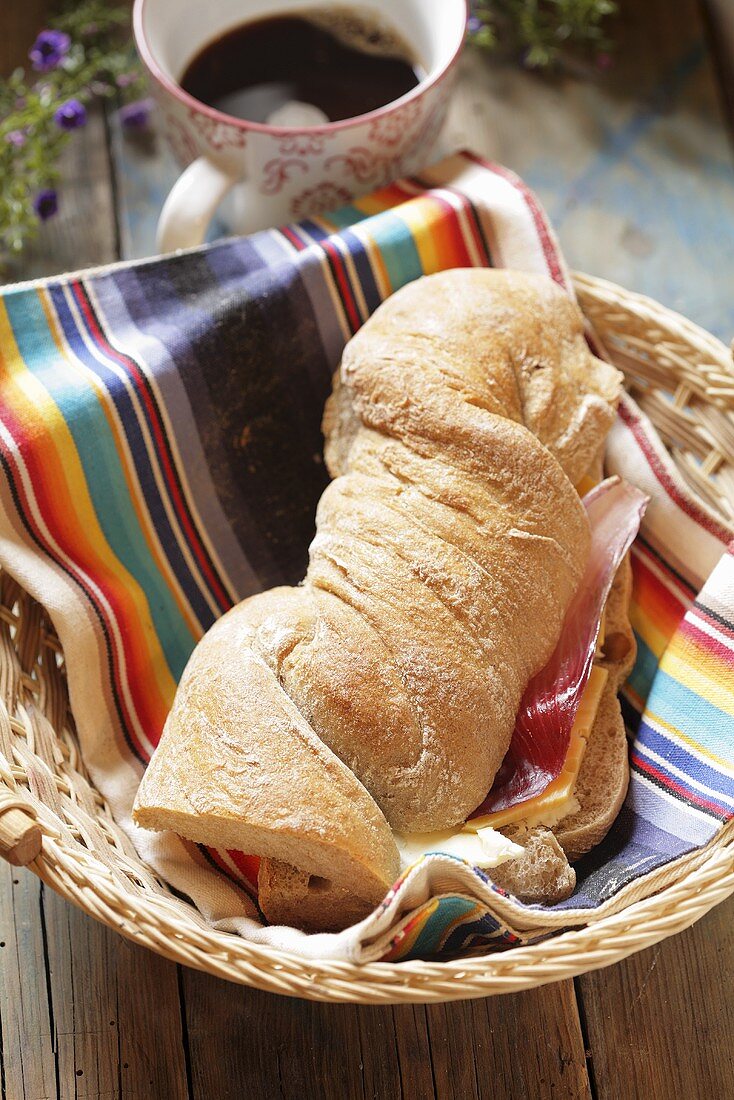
top-left (468, 0), bottom-right (617, 67)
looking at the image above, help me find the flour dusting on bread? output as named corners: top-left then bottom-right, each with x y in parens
top-left (133, 270), bottom-right (627, 932)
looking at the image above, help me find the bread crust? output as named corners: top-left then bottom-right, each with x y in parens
top-left (133, 269), bottom-right (624, 929)
top-left (134, 591), bottom-right (400, 905)
top-left (291, 270), bottom-right (620, 830)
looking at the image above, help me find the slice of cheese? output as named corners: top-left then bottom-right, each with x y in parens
top-left (463, 665), bottom-right (609, 833)
top-left (576, 473), bottom-right (599, 498)
top-left (595, 607), bottom-right (607, 658)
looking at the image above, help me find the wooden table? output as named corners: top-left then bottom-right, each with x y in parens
top-left (2, 3), bottom-right (734, 1097)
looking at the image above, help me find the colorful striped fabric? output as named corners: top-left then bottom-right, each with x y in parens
top-left (0, 152), bottom-right (732, 964)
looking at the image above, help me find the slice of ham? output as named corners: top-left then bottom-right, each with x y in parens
top-left (470, 477), bottom-right (648, 819)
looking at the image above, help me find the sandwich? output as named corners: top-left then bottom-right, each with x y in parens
top-left (133, 268), bottom-right (646, 932)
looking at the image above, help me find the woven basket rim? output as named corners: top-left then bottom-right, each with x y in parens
top-left (29, 821), bottom-right (734, 1003)
top-left (3, 271), bottom-right (734, 1002)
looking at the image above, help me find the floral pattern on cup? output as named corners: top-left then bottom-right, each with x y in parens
top-left (277, 130), bottom-right (335, 157)
top-left (290, 182), bottom-right (352, 219)
top-left (367, 98), bottom-right (422, 147)
top-left (325, 113), bottom-right (440, 191)
top-left (401, 101), bottom-right (447, 164)
top-left (188, 107), bottom-right (247, 150)
top-left (325, 146), bottom-right (384, 185)
top-left (261, 157), bottom-right (310, 195)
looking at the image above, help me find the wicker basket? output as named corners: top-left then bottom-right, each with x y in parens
top-left (1, 272), bottom-right (733, 1005)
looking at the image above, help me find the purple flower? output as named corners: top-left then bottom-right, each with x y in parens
top-left (33, 189), bottom-right (58, 221)
top-left (5, 129), bottom-right (26, 147)
top-left (29, 29), bottom-right (71, 73)
top-left (467, 15), bottom-right (484, 34)
top-left (54, 99), bottom-right (87, 131)
top-left (115, 72), bottom-right (136, 88)
top-left (119, 98), bottom-right (153, 130)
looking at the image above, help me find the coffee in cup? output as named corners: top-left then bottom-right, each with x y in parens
top-left (180, 8), bottom-right (424, 126)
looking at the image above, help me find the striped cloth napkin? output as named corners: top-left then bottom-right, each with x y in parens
top-left (0, 152), bottom-right (732, 963)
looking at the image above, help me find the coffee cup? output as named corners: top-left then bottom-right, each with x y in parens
top-left (133, 0), bottom-right (468, 252)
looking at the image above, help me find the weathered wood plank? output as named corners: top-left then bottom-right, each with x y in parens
top-left (41, 883), bottom-right (125, 1098)
top-left (425, 1001), bottom-right (482, 1100)
top-left (107, 107), bottom-right (179, 264)
top-left (181, 972), bottom-right (591, 1100)
top-left (480, 983), bottom-right (592, 1100)
top-left (579, 894), bottom-right (734, 1100)
top-left (115, 939), bottom-right (190, 1100)
top-left (182, 975), bottom-right (381, 1100)
top-left (0, 866), bottom-right (57, 1100)
top-left (107, 106), bottom-right (227, 263)
top-left (391, 1005), bottom-right (437, 1099)
top-left (2, 104), bottom-right (118, 284)
top-left (443, 0), bottom-right (734, 342)
top-left (423, 982), bottom-right (591, 1100)
top-left (356, 1004), bottom-right (403, 1099)
top-left (39, 881), bottom-right (190, 1099)
top-left (181, 974), bottom-right (286, 1099)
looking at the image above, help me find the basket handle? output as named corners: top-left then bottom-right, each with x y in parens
top-left (0, 789), bottom-right (42, 866)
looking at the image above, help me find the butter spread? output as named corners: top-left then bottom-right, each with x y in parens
top-left (394, 826), bottom-right (524, 873)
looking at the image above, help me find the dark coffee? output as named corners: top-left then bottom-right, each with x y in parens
top-left (180, 7), bottom-right (422, 125)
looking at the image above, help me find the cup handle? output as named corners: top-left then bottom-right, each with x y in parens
top-left (156, 156), bottom-right (239, 253)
